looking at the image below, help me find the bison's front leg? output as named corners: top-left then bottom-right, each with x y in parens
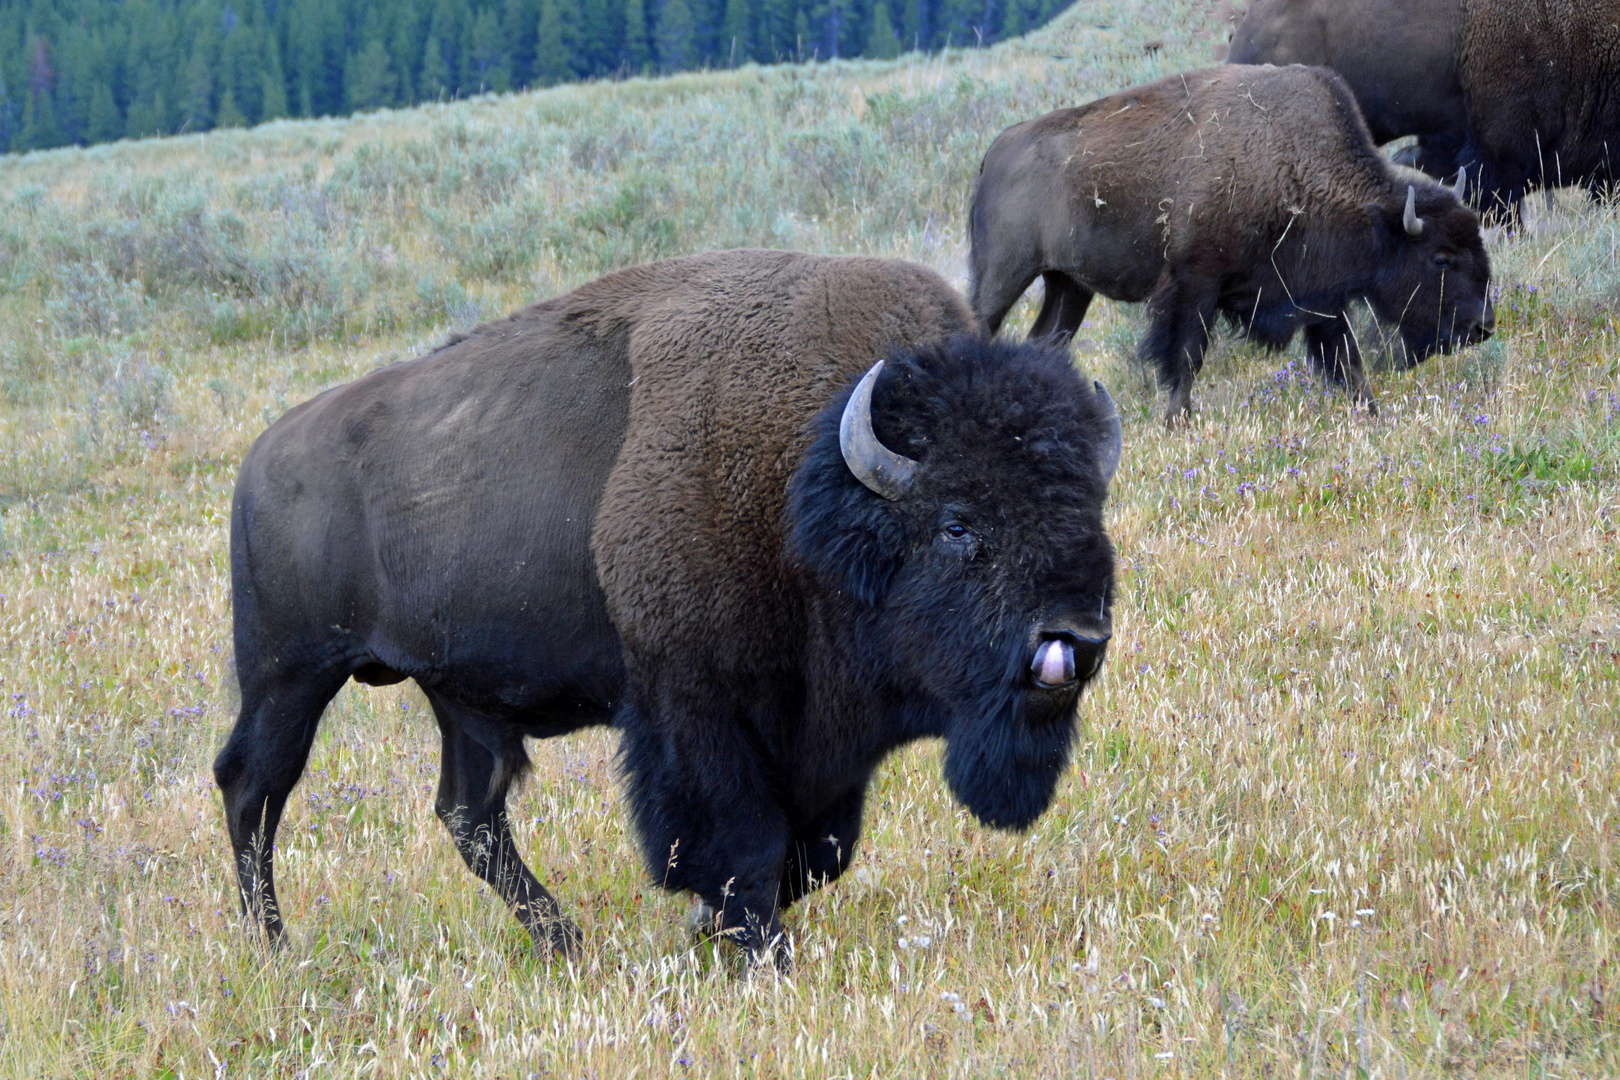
top-left (426, 693), bottom-right (582, 958)
top-left (1304, 315), bottom-right (1376, 413)
top-left (779, 785), bottom-right (866, 908)
top-left (619, 695), bottom-right (795, 969)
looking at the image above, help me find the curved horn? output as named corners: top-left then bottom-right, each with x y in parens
top-left (1403, 184), bottom-right (1425, 236)
top-left (1452, 166), bottom-right (1467, 201)
top-left (1093, 381), bottom-right (1123, 485)
top-left (839, 360), bottom-right (918, 500)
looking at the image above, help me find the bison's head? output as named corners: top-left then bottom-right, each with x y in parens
top-left (788, 337), bottom-right (1120, 830)
top-left (1369, 182), bottom-right (1495, 363)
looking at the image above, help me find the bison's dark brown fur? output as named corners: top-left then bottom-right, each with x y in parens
top-left (1457, 0), bottom-right (1620, 212)
top-left (969, 64), bottom-right (1494, 423)
top-left (1231, 0), bottom-right (1620, 215)
top-left (1229, 0), bottom-right (1468, 178)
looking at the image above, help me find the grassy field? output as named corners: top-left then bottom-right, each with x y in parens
top-left (1, 0), bottom-right (1616, 1074)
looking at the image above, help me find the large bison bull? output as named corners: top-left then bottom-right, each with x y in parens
top-left (1230, 0), bottom-right (1620, 216)
top-left (969, 64), bottom-right (1494, 424)
top-left (215, 249), bottom-right (1124, 965)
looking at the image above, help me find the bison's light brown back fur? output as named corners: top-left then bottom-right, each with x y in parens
top-left (971, 64), bottom-right (1390, 305)
top-left (589, 249), bottom-right (974, 665)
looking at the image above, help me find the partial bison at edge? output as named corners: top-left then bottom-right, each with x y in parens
top-left (215, 249), bottom-right (1123, 967)
top-left (969, 64), bottom-right (1494, 425)
top-left (1230, 0), bottom-right (1620, 217)
top-left (1227, 0), bottom-right (1469, 180)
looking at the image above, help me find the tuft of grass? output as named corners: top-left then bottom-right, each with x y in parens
top-left (1, 2), bottom-right (1616, 1076)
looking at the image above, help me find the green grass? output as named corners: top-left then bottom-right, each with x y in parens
top-left (1, 2), bottom-right (1617, 1076)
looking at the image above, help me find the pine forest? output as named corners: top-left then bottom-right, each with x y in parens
top-left (0, 0), bottom-right (1075, 153)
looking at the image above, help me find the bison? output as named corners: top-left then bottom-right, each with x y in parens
top-left (1229, 0), bottom-right (1620, 216)
top-left (1227, 0), bottom-right (1468, 179)
top-left (968, 64), bottom-right (1494, 424)
top-left (215, 249), bottom-right (1124, 966)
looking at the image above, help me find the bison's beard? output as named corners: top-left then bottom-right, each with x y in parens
top-left (941, 688), bottom-right (1079, 830)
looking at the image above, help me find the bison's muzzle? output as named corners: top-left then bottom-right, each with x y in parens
top-left (1031, 630), bottom-right (1111, 690)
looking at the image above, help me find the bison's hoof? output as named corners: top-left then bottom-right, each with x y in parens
top-left (685, 901), bottom-right (719, 940)
top-left (762, 936), bottom-right (794, 975)
top-left (533, 914), bottom-right (583, 960)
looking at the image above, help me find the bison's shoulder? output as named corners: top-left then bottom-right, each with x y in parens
top-left (591, 253), bottom-right (972, 667)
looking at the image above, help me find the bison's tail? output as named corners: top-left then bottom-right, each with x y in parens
top-left (966, 173), bottom-right (991, 313)
top-left (490, 737), bottom-right (533, 801)
top-left (227, 483), bottom-right (263, 688)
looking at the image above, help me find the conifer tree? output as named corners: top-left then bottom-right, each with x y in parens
top-left (865, 2), bottom-right (899, 58)
top-left (21, 89), bottom-right (64, 150)
top-left (1000, 0), bottom-right (1023, 38)
top-left (656, 0), bottom-right (698, 71)
top-left (289, 0), bottom-right (326, 114)
top-left (622, 0), bottom-right (652, 71)
top-left (346, 39), bottom-right (398, 109)
top-left (900, 0), bottom-right (924, 51)
top-left (0, 67), bottom-right (14, 152)
top-left (430, 0), bottom-right (473, 94)
top-left (22, 37), bottom-right (66, 148)
top-left (87, 80), bottom-right (121, 142)
top-left (757, 0), bottom-right (797, 61)
top-left (261, 40), bottom-right (289, 121)
top-left (183, 37), bottom-right (216, 132)
top-left (534, 0), bottom-right (573, 83)
top-left (721, 0), bottom-right (750, 64)
top-left (53, 26), bottom-right (94, 143)
top-left (216, 85), bottom-right (246, 127)
top-left (466, 6), bottom-right (505, 90)
top-left (419, 34), bottom-right (451, 98)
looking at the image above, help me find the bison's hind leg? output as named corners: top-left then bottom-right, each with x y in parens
top-left (970, 264), bottom-right (1041, 339)
top-left (1027, 274), bottom-right (1094, 345)
top-left (425, 691), bottom-right (582, 958)
top-left (1140, 276), bottom-right (1218, 427)
top-left (214, 668), bottom-right (348, 942)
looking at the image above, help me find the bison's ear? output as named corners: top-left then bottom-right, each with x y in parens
top-left (787, 410), bottom-right (911, 609)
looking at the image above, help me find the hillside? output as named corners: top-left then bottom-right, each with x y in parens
top-left (0, 2), bottom-right (1616, 1075)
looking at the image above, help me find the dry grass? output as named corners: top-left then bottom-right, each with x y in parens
top-left (0, 1), bottom-right (1616, 1076)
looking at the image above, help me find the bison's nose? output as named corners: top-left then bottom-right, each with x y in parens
top-left (1030, 633), bottom-right (1110, 689)
top-left (1478, 306), bottom-right (1496, 340)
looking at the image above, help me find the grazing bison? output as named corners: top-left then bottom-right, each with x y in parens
top-left (216, 249), bottom-right (1124, 965)
top-left (1229, 0), bottom-right (1620, 215)
top-left (969, 65), bottom-right (1494, 424)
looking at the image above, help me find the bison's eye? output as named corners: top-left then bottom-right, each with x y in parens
top-left (936, 520), bottom-right (978, 555)
top-left (1433, 253), bottom-right (1453, 270)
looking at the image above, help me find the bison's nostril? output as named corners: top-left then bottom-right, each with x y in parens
top-left (1032, 639), bottom-right (1075, 687)
top-left (1071, 634), bottom-right (1110, 679)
